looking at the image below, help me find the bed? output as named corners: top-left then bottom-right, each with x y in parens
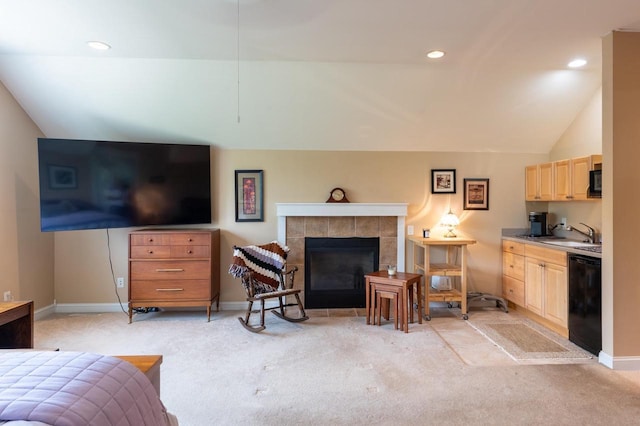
top-left (0, 351), bottom-right (178, 426)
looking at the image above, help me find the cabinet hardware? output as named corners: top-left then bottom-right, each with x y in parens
top-left (155, 268), bottom-right (184, 272)
top-left (156, 288), bottom-right (184, 292)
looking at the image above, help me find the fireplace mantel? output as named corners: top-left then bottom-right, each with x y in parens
top-left (276, 203), bottom-right (408, 271)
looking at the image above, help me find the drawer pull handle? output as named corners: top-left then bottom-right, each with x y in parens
top-left (155, 268), bottom-right (185, 272)
top-left (156, 288), bottom-right (184, 292)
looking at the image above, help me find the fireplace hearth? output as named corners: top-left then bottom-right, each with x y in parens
top-left (304, 237), bottom-right (379, 309)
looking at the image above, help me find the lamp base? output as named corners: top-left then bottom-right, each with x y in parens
top-left (443, 229), bottom-right (457, 238)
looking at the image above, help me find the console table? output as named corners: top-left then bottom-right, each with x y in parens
top-left (408, 236), bottom-right (476, 320)
top-left (0, 301), bottom-right (34, 349)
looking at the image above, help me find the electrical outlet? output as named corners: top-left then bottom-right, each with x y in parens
top-left (407, 225), bottom-right (414, 235)
top-left (3, 291), bottom-right (12, 302)
top-left (116, 277), bottom-right (125, 288)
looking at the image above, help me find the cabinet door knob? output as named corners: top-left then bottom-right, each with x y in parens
top-left (147, 250), bottom-right (153, 254)
top-left (188, 238), bottom-right (193, 242)
top-left (187, 250), bottom-right (193, 254)
top-left (148, 238), bottom-right (154, 242)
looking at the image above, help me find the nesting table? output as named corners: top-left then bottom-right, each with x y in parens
top-left (364, 271), bottom-right (423, 333)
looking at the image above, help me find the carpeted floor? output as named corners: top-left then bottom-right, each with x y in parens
top-left (32, 308), bottom-right (640, 426)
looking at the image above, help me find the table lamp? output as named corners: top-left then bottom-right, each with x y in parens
top-left (441, 209), bottom-right (460, 238)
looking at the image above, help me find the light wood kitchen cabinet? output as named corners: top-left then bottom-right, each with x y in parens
top-left (553, 155), bottom-right (602, 201)
top-left (525, 162), bottom-right (553, 201)
top-left (502, 241), bottom-right (525, 306)
top-left (523, 244), bottom-right (567, 328)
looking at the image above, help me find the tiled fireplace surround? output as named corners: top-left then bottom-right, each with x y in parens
top-left (276, 203), bottom-right (408, 306)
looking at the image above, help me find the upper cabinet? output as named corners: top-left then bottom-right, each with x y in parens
top-left (525, 155), bottom-right (602, 202)
top-left (525, 162), bottom-right (553, 201)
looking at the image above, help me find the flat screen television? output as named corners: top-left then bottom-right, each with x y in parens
top-left (37, 138), bottom-right (211, 232)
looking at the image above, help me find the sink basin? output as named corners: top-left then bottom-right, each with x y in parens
top-left (543, 240), bottom-right (600, 248)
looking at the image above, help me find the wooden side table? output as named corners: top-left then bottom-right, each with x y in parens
top-left (408, 236), bottom-right (476, 320)
top-left (365, 271), bottom-right (423, 333)
top-left (0, 301), bottom-right (34, 349)
top-left (115, 355), bottom-right (163, 396)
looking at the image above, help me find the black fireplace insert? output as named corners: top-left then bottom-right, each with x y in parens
top-left (304, 237), bottom-right (379, 309)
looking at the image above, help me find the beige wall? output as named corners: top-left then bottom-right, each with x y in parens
top-left (0, 81), bottom-right (54, 309)
top-left (53, 149), bottom-right (547, 305)
top-left (544, 88), bottom-right (603, 235)
top-left (602, 31), bottom-right (640, 360)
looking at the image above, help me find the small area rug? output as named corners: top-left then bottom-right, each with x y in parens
top-left (468, 318), bottom-right (593, 362)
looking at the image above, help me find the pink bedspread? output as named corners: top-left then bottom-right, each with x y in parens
top-left (0, 351), bottom-right (172, 426)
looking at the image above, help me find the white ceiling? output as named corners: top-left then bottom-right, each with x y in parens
top-left (1, 0), bottom-right (640, 153)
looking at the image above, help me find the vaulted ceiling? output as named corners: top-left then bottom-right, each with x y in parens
top-left (1, 0), bottom-right (639, 152)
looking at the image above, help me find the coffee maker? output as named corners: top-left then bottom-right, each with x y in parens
top-left (528, 212), bottom-right (548, 237)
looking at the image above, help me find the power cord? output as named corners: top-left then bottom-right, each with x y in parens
top-left (107, 228), bottom-right (128, 315)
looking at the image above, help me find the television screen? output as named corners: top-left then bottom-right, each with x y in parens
top-left (37, 138), bottom-right (211, 232)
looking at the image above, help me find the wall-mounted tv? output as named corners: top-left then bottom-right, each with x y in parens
top-left (37, 138), bottom-right (211, 232)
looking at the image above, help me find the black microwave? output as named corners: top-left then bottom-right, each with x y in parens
top-left (588, 169), bottom-right (602, 198)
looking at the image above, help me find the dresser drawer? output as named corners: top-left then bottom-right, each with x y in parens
top-left (130, 234), bottom-right (172, 246)
top-left (502, 275), bottom-right (525, 306)
top-left (503, 252), bottom-right (525, 280)
top-left (170, 245), bottom-right (210, 258)
top-left (130, 233), bottom-right (211, 246)
top-left (130, 246), bottom-right (171, 259)
top-left (130, 260), bottom-right (210, 280)
top-left (131, 245), bottom-right (210, 259)
top-left (130, 279), bottom-right (211, 301)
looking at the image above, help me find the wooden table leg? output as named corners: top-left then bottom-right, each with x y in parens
top-left (366, 277), bottom-right (371, 325)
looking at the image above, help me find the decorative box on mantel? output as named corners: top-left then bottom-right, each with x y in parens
top-left (276, 203), bottom-right (409, 273)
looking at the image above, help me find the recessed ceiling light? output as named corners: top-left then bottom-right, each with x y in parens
top-left (568, 58), bottom-right (587, 68)
top-left (87, 41), bottom-right (111, 51)
top-left (427, 50), bottom-right (446, 59)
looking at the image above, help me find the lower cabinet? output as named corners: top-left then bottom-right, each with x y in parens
top-left (503, 240), bottom-right (568, 331)
top-left (502, 241), bottom-right (525, 306)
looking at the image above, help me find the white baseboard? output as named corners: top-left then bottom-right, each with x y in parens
top-left (37, 301), bottom-right (278, 318)
top-left (599, 351), bottom-right (640, 370)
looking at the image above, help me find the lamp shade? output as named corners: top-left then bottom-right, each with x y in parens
top-left (441, 209), bottom-right (459, 237)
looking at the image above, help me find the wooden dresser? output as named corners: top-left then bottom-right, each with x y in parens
top-left (128, 229), bottom-right (220, 323)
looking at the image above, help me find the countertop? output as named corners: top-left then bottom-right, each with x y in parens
top-left (502, 235), bottom-right (602, 258)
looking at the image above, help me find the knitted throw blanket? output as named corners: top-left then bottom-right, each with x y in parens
top-left (229, 241), bottom-right (289, 294)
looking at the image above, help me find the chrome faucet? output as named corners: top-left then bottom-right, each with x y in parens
top-left (567, 223), bottom-right (597, 244)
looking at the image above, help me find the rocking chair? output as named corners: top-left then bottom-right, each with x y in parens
top-left (229, 241), bottom-right (308, 333)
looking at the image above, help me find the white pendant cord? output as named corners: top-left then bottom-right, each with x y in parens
top-left (237, 0), bottom-right (241, 123)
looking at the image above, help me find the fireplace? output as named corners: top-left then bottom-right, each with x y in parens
top-left (304, 237), bottom-right (380, 309)
top-left (276, 202), bottom-right (408, 309)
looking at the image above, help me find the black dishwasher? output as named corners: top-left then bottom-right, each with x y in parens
top-left (568, 254), bottom-right (602, 356)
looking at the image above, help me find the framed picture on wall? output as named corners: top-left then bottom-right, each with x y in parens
top-left (431, 169), bottom-right (456, 194)
top-left (235, 170), bottom-right (264, 222)
top-left (463, 178), bottom-right (489, 210)
top-left (48, 165), bottom-right (77, 189)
